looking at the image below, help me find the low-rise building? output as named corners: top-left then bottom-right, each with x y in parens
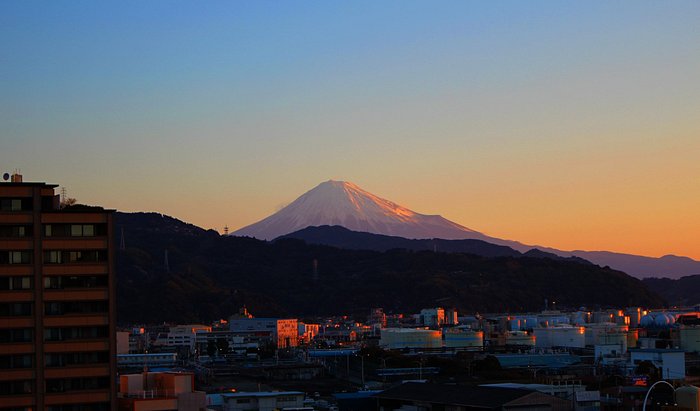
top-left (629, 348), bottom-right (685, 380)
top-left (118, 371), bottom-right (206, 411)
top-left (229, 317), bottom-right (298, 349)
top-left (221, 391), bottom-right (304, 411)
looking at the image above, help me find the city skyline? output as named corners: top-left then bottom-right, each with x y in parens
top-left (2, 1), bottom-right (699, 259)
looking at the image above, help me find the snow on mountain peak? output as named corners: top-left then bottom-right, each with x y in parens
top-left (232, 180), bottom-right (480, 241)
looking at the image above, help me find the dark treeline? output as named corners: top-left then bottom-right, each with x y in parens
top-left (116, 212), bottom-right (664, 325)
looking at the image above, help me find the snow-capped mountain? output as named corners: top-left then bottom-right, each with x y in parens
top-left (233, 180), bottom-right (491, 241)
top-left (232, 180), bottom-right (700, 279)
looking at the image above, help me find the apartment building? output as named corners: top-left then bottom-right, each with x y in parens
top-left (0, 175), bottom-right (116, 410)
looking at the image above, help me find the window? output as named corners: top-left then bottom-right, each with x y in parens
top-left (71, 224), bottom-right (95, 237)
top-left (10, 251), bottom-right (29, 264)
top-left (44, 301), bottom-right (108, 316)
top-left (45, 351), bottom-right (108, 367)
top-left (44, 275), bottom-right (106, 289)
top-left (0, 328), bottom-right (33, 343)
top-left (0, 303), bottom-right (32, 316)
top-left (0, 199), bottom-right (26, 212)
top-left (0, 277), bottom-right (32, 290)
top-left (0, 380), bottom-right (33, 395)
top-left (0, 251), bottom-right (31, 264)
top-left (44, 251), bottom-right (62, 264)
top-left (44, 224), bottom-right (106, 237)
top-left (0, 225), bottom-right (30, 237)
top-left (43, 250), bottom-right (106, 264)
top-left (0, 354), bottom-right (33, 369)
top-left (45, 377), bottom-right (109, 393)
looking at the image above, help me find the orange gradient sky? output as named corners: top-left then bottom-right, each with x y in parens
top-left (2, 2), bottom-right (699, 259)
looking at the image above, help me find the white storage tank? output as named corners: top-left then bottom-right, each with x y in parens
top-left (676, 385), bottom-right (700, 411)
top-left (640, 314), bottom-right (655, 327)
top-left (444, 328), bottom-right (483, 348)
top-left (534, 326), bottom-right (585, 349)
top-left (585, 324), bottom-right (629, 346)
top-left (505, 331), bottom-right (536, 347)
top-left (379, 328), bottom-right (442, 349)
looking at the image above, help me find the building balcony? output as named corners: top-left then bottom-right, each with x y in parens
top-left (0, 290), bottom-right (33, 302)
top-left (0, 394), bottom-right (34, 408)
top-left (42, 264), bottom-right (109, 275)
top-left (0, 266), bottom-right (33, 275)
top-left (43, 288), bottom-right (109, 301)
top-left (0, 342), bottom-right (34, 355)
top-left (0, 368), bottom-right (34, 382)
top-left (43, 314), bottom-right (110, 328)
top-left (0, 213), bottom-right (33, 224)
top-left (44, 390), bottom-right (111, 406)
top-left (42, 238), bottom-right (109, 250)
top-left (44, 339), bottom-right (111, 353)
top-left (0, 317), bottom-right (34, 328)
top-left (0, 239), bottom-right (33, 249)
top-left (45, 364), bottom-right (111, 379)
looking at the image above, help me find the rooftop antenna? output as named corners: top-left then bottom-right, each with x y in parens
top-left (60, 187), bottom-right (68, 203)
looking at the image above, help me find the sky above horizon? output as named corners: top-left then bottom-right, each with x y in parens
top-left (2, 1), bottom-right (699, 259)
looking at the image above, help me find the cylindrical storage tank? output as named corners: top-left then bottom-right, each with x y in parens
top-left (655, 314), bottom-right (672, 328)
top-left (627, 329), bottom-right (639, 349)
top-left (534, 326), bottom-right (585, 349)
top-left (640, 314), bottom-right (655, 328)
top-left (505, 331), bottom-right (536, 347)
top-left (509, 318), bottom-right (522, 331)
top-left (444, 329), bottom-right (483, 348)
top-left (626, 307), bottom-right (642, 327)
top-left (379, 328), bottom-right (442, 349)
top-left (676, 385), bottom-right (700, 411)
top-left (523, 317), bottom-right (538, 330)
top-left (571, 311), bottom-right (588, 325)
top-left (592, 311), bottom-right (614, 324)
top-left (598, 332), bottom-right (628, 353)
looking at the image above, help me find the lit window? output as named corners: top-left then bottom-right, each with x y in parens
top-left (45, 251), bottom-right (62, 264)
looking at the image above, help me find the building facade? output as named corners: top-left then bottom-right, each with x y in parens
top-left (228, 317), bottom-right (298, 349)
top-left (0, 176), bottom-right (116, 410)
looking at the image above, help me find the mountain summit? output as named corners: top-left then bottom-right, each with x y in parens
top-left (232, 180), bottom-right (485, 241)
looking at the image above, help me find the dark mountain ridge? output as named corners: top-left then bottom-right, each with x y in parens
top-left (643, 275), bottom-right (700, 307)
top-left (278, 225), bottom-right (591, 264)
top-left (116, 212), bottom-right (664, 324)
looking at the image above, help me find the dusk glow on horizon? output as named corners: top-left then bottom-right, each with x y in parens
top-left (2, 1), bottom-right (699, 259)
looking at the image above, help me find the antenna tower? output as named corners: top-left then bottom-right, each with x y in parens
top-left (223, 225), bottom-right (229, 235)
top-left (120, 226), bottom-right (126, 251)
top-left (164, 250), bottom-right (170, 273)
